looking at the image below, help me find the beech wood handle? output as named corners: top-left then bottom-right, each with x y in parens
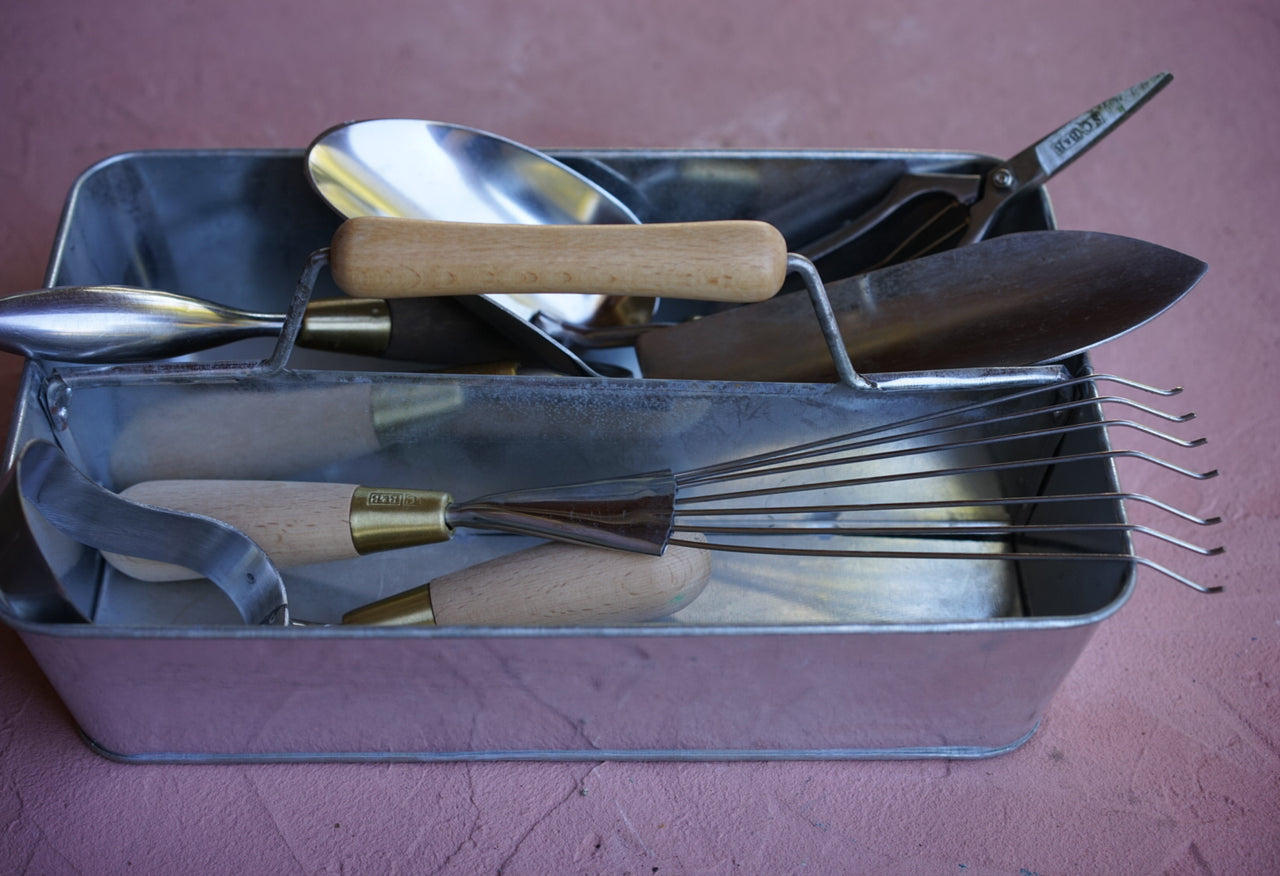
top-left (344, 537), bottom-right (712, 626)
top-left (104, 480), bottom-right (361, 581)
top-left (328, 216), bottom-right (789, 302)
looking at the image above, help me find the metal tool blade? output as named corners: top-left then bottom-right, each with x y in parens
top-left (0, 286), bottom-right (282, 363)
top-left (634, 230), bottom-right (1207, 381)
top-left (960, 73), bottom-right (1174, 249)
top-left (1, 441), bottom-right (288, 626)
top-left (1027, 71), bottom-right (1172, 181)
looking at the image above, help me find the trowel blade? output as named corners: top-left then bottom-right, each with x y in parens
top-left (635, 230), bottom-right (1207, 381)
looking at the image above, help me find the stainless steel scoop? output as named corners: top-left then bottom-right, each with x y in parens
top-left (305, 119), bottom-right (655, 335)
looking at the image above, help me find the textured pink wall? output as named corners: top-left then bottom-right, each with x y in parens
top-left (1, 0), bottom-right (1277, 872)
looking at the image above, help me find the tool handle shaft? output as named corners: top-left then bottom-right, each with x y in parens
top-left (343, 538), bottom-right (712, 626)
top-left (329, 217), bottom-right (788, 302)
top-left (103, 479), bottom-right (712, 625)
top-left (104, 480), bottom-right (361, 580)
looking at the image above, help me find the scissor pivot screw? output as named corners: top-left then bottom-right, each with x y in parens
top-left (991, 168), bottom-right (1016, 190)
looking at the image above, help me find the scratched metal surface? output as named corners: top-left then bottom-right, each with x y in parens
top-left (0, 147), bottom-right (1137, 764)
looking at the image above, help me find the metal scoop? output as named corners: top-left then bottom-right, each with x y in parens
top-left (305, 119), bottom-right (655, 340)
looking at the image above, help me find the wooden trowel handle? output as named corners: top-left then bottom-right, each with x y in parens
top-left (329, 216), bottom-right (788, 302)
top-left (344, 537), bottom-right (712, 626)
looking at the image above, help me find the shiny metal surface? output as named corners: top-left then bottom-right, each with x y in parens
top-left (15, 620), bottom-right (1092, 761)
top-left (349, 485), bottom-right (452, 554)
top-left (0, 279), bottom-right (546, 369)
top-left (0, 149), bottom-right (1163, 761)
top-left (294, 298), bottom-right (391, 358)
top-left (306, 119), bottom-right (649, 329)
top-left (669, 373), bottom-right (1219, 594)
top-left (113, 373), bottom-right (1211, 590)
top-left (4, 361), bottom-right (1139, 757)
top-left (636, 229), bottom-right (1209, 381)
top-left (0, 286), bottom-right (283, 363)
top-left (799, 72), bottom-right (1173, 275)
top-left (2, 441), bottom-right (288, 626)
top-left (308, 120), bottom-right (639, 226)
top-left (43, 365), bottom-right (1100, 624)
top-left (449, 471), bottom-right (678, 554)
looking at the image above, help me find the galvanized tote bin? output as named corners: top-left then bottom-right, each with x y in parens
top-left (0, 148), bottom-right (1136, 761)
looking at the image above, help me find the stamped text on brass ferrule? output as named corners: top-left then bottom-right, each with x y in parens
top-left (364, 491), bottom-right (433, 507)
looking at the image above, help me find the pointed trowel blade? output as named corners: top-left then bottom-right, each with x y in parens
top-left (635, 230), bottom-right (1207, 381)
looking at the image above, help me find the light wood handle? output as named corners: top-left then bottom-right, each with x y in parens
top-left (108, 383), bottom-right (382, 487)
top-left (343, 537), bottom-right (712, 626)
top-left (108, 382), bottom-right (464, 488)
top-left (104, 480), bottom-right (362, 581)
top-left (328, 216), bottom-right (788, 302)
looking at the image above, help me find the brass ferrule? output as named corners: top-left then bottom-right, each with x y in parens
top-left (341, 583), bottom-right (436, 626)
top-left (297, 298), bottom-right (393, 357)
top-left (348, 487), bottom-right (453, 555)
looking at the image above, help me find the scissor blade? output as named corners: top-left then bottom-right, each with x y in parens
top-left (958, 72), bottom-right (1173, 246)
top-left (1026, 71), bottom-right (1173, 181)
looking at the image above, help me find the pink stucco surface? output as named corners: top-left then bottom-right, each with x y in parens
top-left (1, 1), bottom-right (1276, 872)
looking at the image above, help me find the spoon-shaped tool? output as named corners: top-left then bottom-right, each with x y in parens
top-left (305, 119), bottom-right (656, 333)
top-left (0, 286), bottom-right (524, 365)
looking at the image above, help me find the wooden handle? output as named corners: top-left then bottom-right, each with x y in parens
top-left (108, 382), bottom-right (464, 487)
top-left (328, 216), bottom-right (788, 302)
top-left (108, 383), bottom-right (382, 487)
top-left (104, 480), bottom-right (362, 581)
top-left (343, 537), bottom-right (712, 626)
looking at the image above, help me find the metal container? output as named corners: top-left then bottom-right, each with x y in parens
top-left (0, 149), bottom-right (1133, 761)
